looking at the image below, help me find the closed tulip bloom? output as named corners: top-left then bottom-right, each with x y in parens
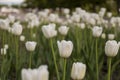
top-left (105, 40), bottom-right (119, 57)
top-left (1, 48), bottom-right (7, 55)
top-left (37, 65), bottom-right (49, 80)
top-left (22, 69), bottom-right (33, 80)
top-left (107, 12), bottom-right (112, 18)
top-left (42, 24), bottom-right (57, 38)
top-left (71, 62), bottom-right (86, 80)
top-left (21, 65), bottom-right (49, 80)
top-left (80, 23), bottom-right (85, 29)
top-left (58, 26), bottom-right (69, 35)
top-left (12, 22), bottom-right (23, 36)
top-left (101, 33), bottom-right (106, 39)
top-left (7, 15), bottom-right (15, 23)
top-left (0, 19), bottom-right (10, 30)
top-left (4, 44), bottom-right (9, 49)
top-left (20, 35), bottom-right (25, 41)
top-left (25, 41), bottom-right (37, 51)
top-left (92, 26), bottom-right (103, 37)
top-left (57, 40), bottom-right (73, 58)
top-left (108, 34), bottom-right (115, 40)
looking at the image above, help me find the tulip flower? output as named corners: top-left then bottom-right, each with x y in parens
top-left (0, 19), bottom-right (10, 30)
top-left (4, 44), bottom-right (9, 50)
top-left (37, 65), bottom-right (49, 80)
top-left (92, 26), bottom-right (103, 37)
top-left (20, 35), bottom-right (25, 42)
top-left (7, 15), bottom-right (15, 23)
top-left (92, 26), bottom-right (103, 80)
top-left (25, 41), bottom-right (37, 52)
top-left (105, 40), bottom-right (119, 57)
top-left (1, 48), bottom-right (7, 55)
top-left (58, 26), bottom-right (69, 36)
top-left (57, 40), bottom-right (73, 58)
top-left (11, 22), bottom-right (23, 36)
top-left (71, 62), bottom-right (86, 80)
top-left (108, 34), bottom-right (115, 40)
top-left (25, 41), bottom-right (37, 68)
top-left (57, 40), bottom-right (73, 80)
top-left (105, 40), bottom-right (119, 80)
top-left (101, 33), bottom-right (106, 39)
top-left (21, 65), bottom-right (49, 80)
top-left (42, 23), bottom-right (57, 38)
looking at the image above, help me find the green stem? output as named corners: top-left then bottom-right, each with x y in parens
top-left (30, 28), bottom-right (33, 40)
top-left (15, 36), bottom-right (18, 79)
top-left (108, 57), bottom-right (112, 80)
top-left (50, 39), bottom-right (60, 80)
top-left (95, 38), bottom-right (99, 80)
top-left (76, 27), bottom-right (79, 55)
top-left (62, 58), bottom-right (67, 80)
top-left (29, 52), bottom-right (32, 68)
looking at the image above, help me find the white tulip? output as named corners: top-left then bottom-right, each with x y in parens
top-left (105, 40), bottom-right (119, 57)
top-left (58, 26), bottom-right (69, 35)
top-left (21, 69), bottom-right (33, 80)
top-left (108, 34), bottom-right (115, 40)
top-left (20, 35), bottom-right (25, 41)
top-left (0, 19), bottom-right (10, 30)
top-left (32, 33), bottom-right (36, 38)
top-left (21, 65), bottom-right (49, 80)
top-left (71, 62), bottom-right (86, 80)
top-left (42, 23), bottom-right (57, 38)
top-left (107, 12), bottom-right (112, 18)
top-left (4, 44), bottom-right (9, 49)
top-left (89, 18), bottom-right (96, 25)
top-left (57, 40), bottom-right (73, 58)
top-left (37, 65), bottom-right (49, 80)
top-left (7, 15), bottom-right (15, 23)
top-left (12, 22), bottom-right (23, 36)
top-left (1, 48), bottom-right (7, 55)
top-left (31, 69), bottom-right (38, 80)
top-left (62, 8), bottom-right (70, 14)
top-left (80, 23), bottom-right (85, 29)
top-left (101, 33), bottom-right (106, 39)
top-left (118, 41), bottom-right (120, 47)
top-left (25, 41), bottom-right (37, 51)
top-left (92, 26), bottom-right (103, 37)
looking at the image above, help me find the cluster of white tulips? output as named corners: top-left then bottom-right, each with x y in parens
top-left (0, 7), bottom-right (120, 80)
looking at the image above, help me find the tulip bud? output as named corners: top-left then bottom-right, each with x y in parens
top-left (57, 40), bottom-right (73, 58)
top-left (58, 26), bottom-right (69, 35)
top-left (42, 23), bottom-right (57, 38)
top-left (101, 33), bottom-right (106, 39)
top-left (105, 40), bottom-right (119, 57)
top-left (25, 41), bottom-right (37, 51)
top-left (92, 26), bottom-right (103, 37)
top-left (71, 62), bottom-right (86, 80)
top-left (20, 35), bottom-right (25, 41)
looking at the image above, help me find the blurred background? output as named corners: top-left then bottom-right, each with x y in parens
top-left (0, 0), bottom-right (119, 14)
